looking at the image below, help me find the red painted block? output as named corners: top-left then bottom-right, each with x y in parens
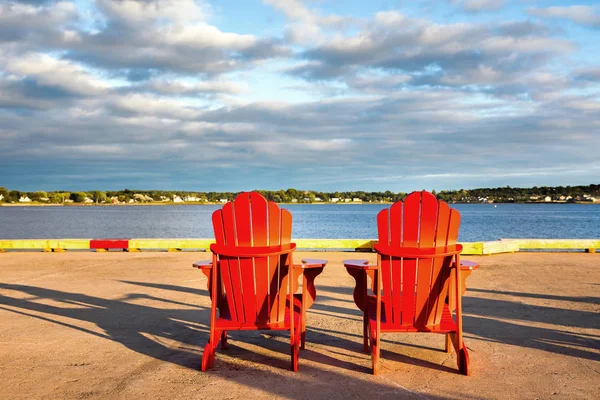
top-left (89, 239), bottom-right (130, 249)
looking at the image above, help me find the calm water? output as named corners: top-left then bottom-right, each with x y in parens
top-left (1, 203), bottom-right (599, 241)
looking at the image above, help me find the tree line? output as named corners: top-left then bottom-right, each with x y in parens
top-left (1, 184), bottom-right (599, 205)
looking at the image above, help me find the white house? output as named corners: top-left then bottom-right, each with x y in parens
top-left (544, 196), bottom-right (552, 202)
top-left (173, 195), bottom-right (184, 203)
top-left (19, 196), bottom-right (31, 203)
top-left (184, 195), bottom-right (201, 202)
top-left (330, 197), bottom-right (340, 203)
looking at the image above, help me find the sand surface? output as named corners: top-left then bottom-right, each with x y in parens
top-left (0, 251), bottom-right (598, 399)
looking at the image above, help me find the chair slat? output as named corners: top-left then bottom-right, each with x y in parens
top-left (400, 192), bottom-right (420, 325)
top-left (415, 192), bottom-right (438, 327)
top-left (428, 201), bottom-right (451, 326)
top-left (267, 203), bottom-right (282, 321)
top-left (377, 208), bottom-right (390, 247)
top-left (213, 209), bottom-right (239, 322)
top-left (233, 193), bottom-right (256, 323)
top-left (250, 192), bottom-right (270, 324)
top-left (389, 202), bottom-right (402, 247)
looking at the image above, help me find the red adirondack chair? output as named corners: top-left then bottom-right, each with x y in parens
top-left (194, 192), bottom-right (326, 372)
top-left (344, 191), bottom-right (471, 375)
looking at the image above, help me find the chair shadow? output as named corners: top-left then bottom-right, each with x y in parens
top-left (313, 283), bottom-right (600, 364)
top-left (0, 281), bottom-right (461, 399)
top-left (467, 288), bottom-right (600, 306)
top-left (0, 282), bottom-right (209, 369)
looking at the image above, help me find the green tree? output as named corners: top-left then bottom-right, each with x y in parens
top-left (90, 191), bottom-right (107, 204)
top-left (70, 192), bottom-right (88, 203)
top-left (0, 187), bottom-right (9, 202)
top-left (9, 190), bottom-right (20, 202)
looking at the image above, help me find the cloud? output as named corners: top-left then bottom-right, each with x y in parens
top-left (574, 68), bottom-right (600, 82)
top-left (1, 0), bottom-right (289, 77)
top-left (528, 6), bottom-right (600, 28)
top-left (0, 1), bottom-right (599, 191)
top-left (277, 9), bottom-right (574, 101)
top-left (451, 0), bottom-right (505, 13)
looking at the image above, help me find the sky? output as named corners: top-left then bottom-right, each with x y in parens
top-left (0, 0), bottom-right (599, 193)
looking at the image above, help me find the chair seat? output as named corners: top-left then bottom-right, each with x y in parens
top-left (215, 299), bottom-right (301, 330)
top-left (368, 299), bottom-right (457, 333)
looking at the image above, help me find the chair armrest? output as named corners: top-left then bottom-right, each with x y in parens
top-left (193, 260), bottom-right (213, 269)
top-left (294, 258), bottom-right (327, 269)
top-left (374, 244), bottom-right (462, 258)
top-left (210, 243), bottom-right (296, 257)
top-left (459, 260), bottom-right (480, 271)
top-left (343, 259), bottom-right (377, 270)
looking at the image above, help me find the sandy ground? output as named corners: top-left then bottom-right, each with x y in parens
top-left (0, 251), bottom-right (598, 400)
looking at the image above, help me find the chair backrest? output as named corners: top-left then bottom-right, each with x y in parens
top-left (211, 192), bottom-right (294, 325)
top-left (376, 191), bottom-right (461, 328)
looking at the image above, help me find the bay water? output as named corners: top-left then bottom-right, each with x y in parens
top-left (1, 203), bottom-right (599, 241)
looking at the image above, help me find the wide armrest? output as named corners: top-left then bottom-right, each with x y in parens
top-left (459, 260), bottom-right (480, 270)
top-left (210, 243), bottom-right (296, 257)
top-left (343, 259), bottom-right (377, 270)
top-left (373, 244), bottom-right (463, 258)
top-left (193, 260), bottom-right (213, 269)
top-left (294, 258), bottom-right (327, 269)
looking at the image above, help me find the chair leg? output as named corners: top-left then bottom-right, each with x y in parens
top-left (363, 311), bottom-right (369, 354)
top-left (458, 343), bottom-right (471, 376)
top-left (445, 333), bottom-right (452, 353)
top-left (221, 330), bottom-right (228, 350)
top-left (201, 341), bottom-right (213, 371)
top-left (371, 339), bottom-right (380, 375)
top-left (448, 333), bottom-right (471, 376)
top-left (370, 325), bottom-right (380, 375)
top-left (291, 329), bottom-right (300, 372)
top-left (300, 307), bottom-right (306, 350)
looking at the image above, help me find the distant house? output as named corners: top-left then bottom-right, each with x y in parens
top-left (314, 197), bottom-right (322, 202)
top-left (184, 195), bottom-right (201, 202)
top-left (134, 193), bottom-right (153, 202)
top-left (344, 199), bottom-right (351, 203)
top-left (352, 198), bottom-right (361, 202)
top-left (19, 196), bottom-right (31, 203)
top-left (330, 197), bottom-right (340, 203)
top-left (173, 195), bottom-right (184, 203)
top-left (84, 197), bottom-right (94, 203)
top-left (291, 199), bottom-right (298, 203)
top-left (544, 196), bottom-right (552, 202)
top-left (110, 196), bottom-right (119, 204)
top-left (219, 199), bottom-right (228, 203)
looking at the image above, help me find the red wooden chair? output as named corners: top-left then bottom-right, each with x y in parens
top-left (344, 191), bottom-right (471, 375)
top-left (194, 192), bottom-right (326, 372)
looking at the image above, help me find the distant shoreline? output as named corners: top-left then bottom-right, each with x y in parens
top-left (2, 201), bottom-right (598, 207)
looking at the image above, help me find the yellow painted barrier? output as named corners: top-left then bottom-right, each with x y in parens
top-left (128, 239), bottom-right (213, 251)
top-left (0, 238), bottom-right (598, 254)
top-left (508, 239), bottom-right (599, 252)
top-left (0, 239), bottom-right (90, 252)
top-left (294, 239), bottom-right (374, 251)
top-left (482, 240), bottom-right (519, 255)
